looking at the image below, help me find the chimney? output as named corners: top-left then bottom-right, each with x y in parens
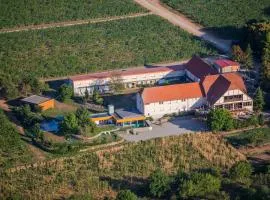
top-left (108, 104), bottom-right (114, 115)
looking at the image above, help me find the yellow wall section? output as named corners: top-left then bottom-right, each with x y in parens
top-left (39, 99), bottom-right (55, 111)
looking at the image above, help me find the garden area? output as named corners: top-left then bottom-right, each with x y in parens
top-left (0, 15), bottom-right (217, 89)
top-left (0, 0), bottom-right (146, 29)
top-left (162, 0), bottom-right (270, 39)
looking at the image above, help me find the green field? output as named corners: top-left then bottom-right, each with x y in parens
top-left (162, 0), bottom-right (270, 39)
top-left (0, 15), bottom-right (216, 83)
top-left (0, 110), bottom-right (32, 168)
top-left (0, 0), bottom-right (146, 29)
top-left (0, 133), bottom-right (244, 199)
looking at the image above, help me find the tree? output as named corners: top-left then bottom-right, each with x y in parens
top-left (245, 44), bottom-right (254, 69)
top-left (179, 172), bottom-right (221, 198)
top-left (207, 108), bottom-right (234, 132)
top-left (230, 161), bottom-right (253, 183)
top-left (75, 107), bottom-right (90, 127)
top-left (60, 113), bottom-right (78, 136)
top-left (58, 84), bottom-right (73, 102)
top-left (83, 89), bottom-right (90, 103)
top-left (149, 169), bottom-right (171, 198)
top-left (110, 72), bottom-right (125, 93)
top-left (19, 74), bottom-right (45, 96)
top-left (232, 45), bottom-right (246, 63)
top-left (26, 123), bottom-right (44, 142)
top-left (262, 33), bottom-right (270, 91)
top-left (253, 87), bottom-right (265, 112)
top-left (0, 73), bottom-right (19, 99)
top-left (92, 89), bottom-right (103, 105)
top-left (115, 190), bottom-right (137, 200)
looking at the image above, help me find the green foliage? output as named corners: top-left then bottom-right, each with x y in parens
top-left (245, 44), bottom-right (254, 69)
top-left (0, 0), bottom-right (145, 28)
top-left (179, 172), bottom-right (221, 198)
top-left (58, 84), bottom-right (73, 102)
top-left (0, 73), bottom-right (19, 99)
top-left (254, 87), bottom-right (265, 112)
top-left (0, 15), bottom-right (216, 87)
top-left (226, 127), bottom-right (270, 147)
top-left (230, 161), bottom-right (253, 183)
top-left (232, 45), bottom-right (247, 63)
top-left (0, 109), bottom-right (32, 168)
top-left (207, 109), bottom-right (234, 132)
top-left (25, 123), bottom-right (44, 142)
top-left (116, 190), bottom-right (137, 200)
top-left (13, 105), bottom-right (43, 127)
top-left (60, 112), bottom-right (79, 136)
top-left (75, 107), bottom-right (90, 127)
top-left (162, 0), bottom-right (270, 39)
top-left (92, 89), bottom-right (104, 105)
top-left (149, 169), bottom-right (171, 198)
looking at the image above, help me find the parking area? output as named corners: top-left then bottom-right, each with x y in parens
top-left (121, 116), bottom-right (208, 142)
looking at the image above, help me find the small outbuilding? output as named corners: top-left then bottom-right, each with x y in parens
top-left (214, 59), bottom-right (240, 73)
top-left (21, 95), bottom-right (55, 111)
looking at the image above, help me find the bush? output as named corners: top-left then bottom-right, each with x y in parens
top-left (58, 84), bottom-right (73, 102)
top-left (116, 190), bottom-right (137, 200)
top-left (179, 172), bottom-right (221, 198)
top-left (59, 113), bottom-right (79, 136)
top-left (230, 161), bottom-right (253, 183)
top-left (149, 169), bottom-right (171, 198)
top-left (207, 109), bottom-right (234, 132)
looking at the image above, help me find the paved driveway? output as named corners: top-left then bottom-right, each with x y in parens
top-left (121, 116), bottom-right (208, 142)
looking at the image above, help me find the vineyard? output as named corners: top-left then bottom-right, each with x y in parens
top-left (162, 0), bottom-right (270, 39)
top-left (0, 110), bottom-right (33, 168)
top-left (0, 133), bottom-right (245, 199)
top-left (0, 15), bottom-right (216, 84)
top-left (0, 0), bottom-right (146, 29)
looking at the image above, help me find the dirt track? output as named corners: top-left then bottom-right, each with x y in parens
top-left (0, 12), bottom-right (152, 34)
top-left (134, 0), bottom-right (231, 53)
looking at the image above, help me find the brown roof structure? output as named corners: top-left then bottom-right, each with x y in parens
top-left (141, 82), bottom-right (203, 104)
top-left (186, 56), bottom-right (218, 79)
top-left (201, 73), bottom-right (247, 105)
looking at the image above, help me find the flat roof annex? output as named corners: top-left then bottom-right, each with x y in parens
top-left (22, 95), bottom-right (52, 105)
top-left (69, 64), bottom-right (185, 82)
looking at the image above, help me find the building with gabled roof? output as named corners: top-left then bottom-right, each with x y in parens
top-left (137, 72), bottom-right (252, 118)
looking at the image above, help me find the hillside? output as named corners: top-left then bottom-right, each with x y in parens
top-left (0, 133), bottom-right (245, 199)
top-left (0, 0), bottom-right (146, 29)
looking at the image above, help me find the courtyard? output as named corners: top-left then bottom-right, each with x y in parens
top-left (121, 116), bottom-right (208, 142)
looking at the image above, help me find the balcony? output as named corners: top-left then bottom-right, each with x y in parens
top-left (223, 95), bottom-right (243, 103)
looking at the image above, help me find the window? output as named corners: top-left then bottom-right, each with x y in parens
top-left (243, 101), bottom-right (252, 106)
top-left (159, 101), bottom-right (163, 104)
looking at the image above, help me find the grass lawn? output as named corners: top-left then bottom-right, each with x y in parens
top-left (0, 0), bottom-right (146, 29)
top-left (225, 127), bottom-right (270, 148)
top-left (162, 0), bottom-right (270, 39)
top-left (0, 15), bottom-right (217, 85)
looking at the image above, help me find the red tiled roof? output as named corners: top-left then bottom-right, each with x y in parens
top-left (70, 65), bottom-right (186, 82)
top-left (215, 59), bottom-right (239, 68)
top-left (201, 73), bottom-right (247, 105)
top-left (141, 82), bottom-right (203, 104)
top-left (186, 56), bottom-right (218, 79)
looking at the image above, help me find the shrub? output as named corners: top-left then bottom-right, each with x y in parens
top-left (116, 190), bottom-right (137, 200)
top-left (60, 113), bottom-right (79, 136)
top-left (230, 161), bottom-right (253, 183)
top-left (149, 169), bottom-right (171, 198)
top-left (179, 172), bottom-right (221, 198)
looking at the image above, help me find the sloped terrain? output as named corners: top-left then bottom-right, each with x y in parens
top-left (0, 133), bottom-right (244, 199)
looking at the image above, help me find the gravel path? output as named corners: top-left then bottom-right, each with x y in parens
top-left (134, 0), bottom-right (231, 53)
top-left (0, 12), bottom-right (152, 34)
